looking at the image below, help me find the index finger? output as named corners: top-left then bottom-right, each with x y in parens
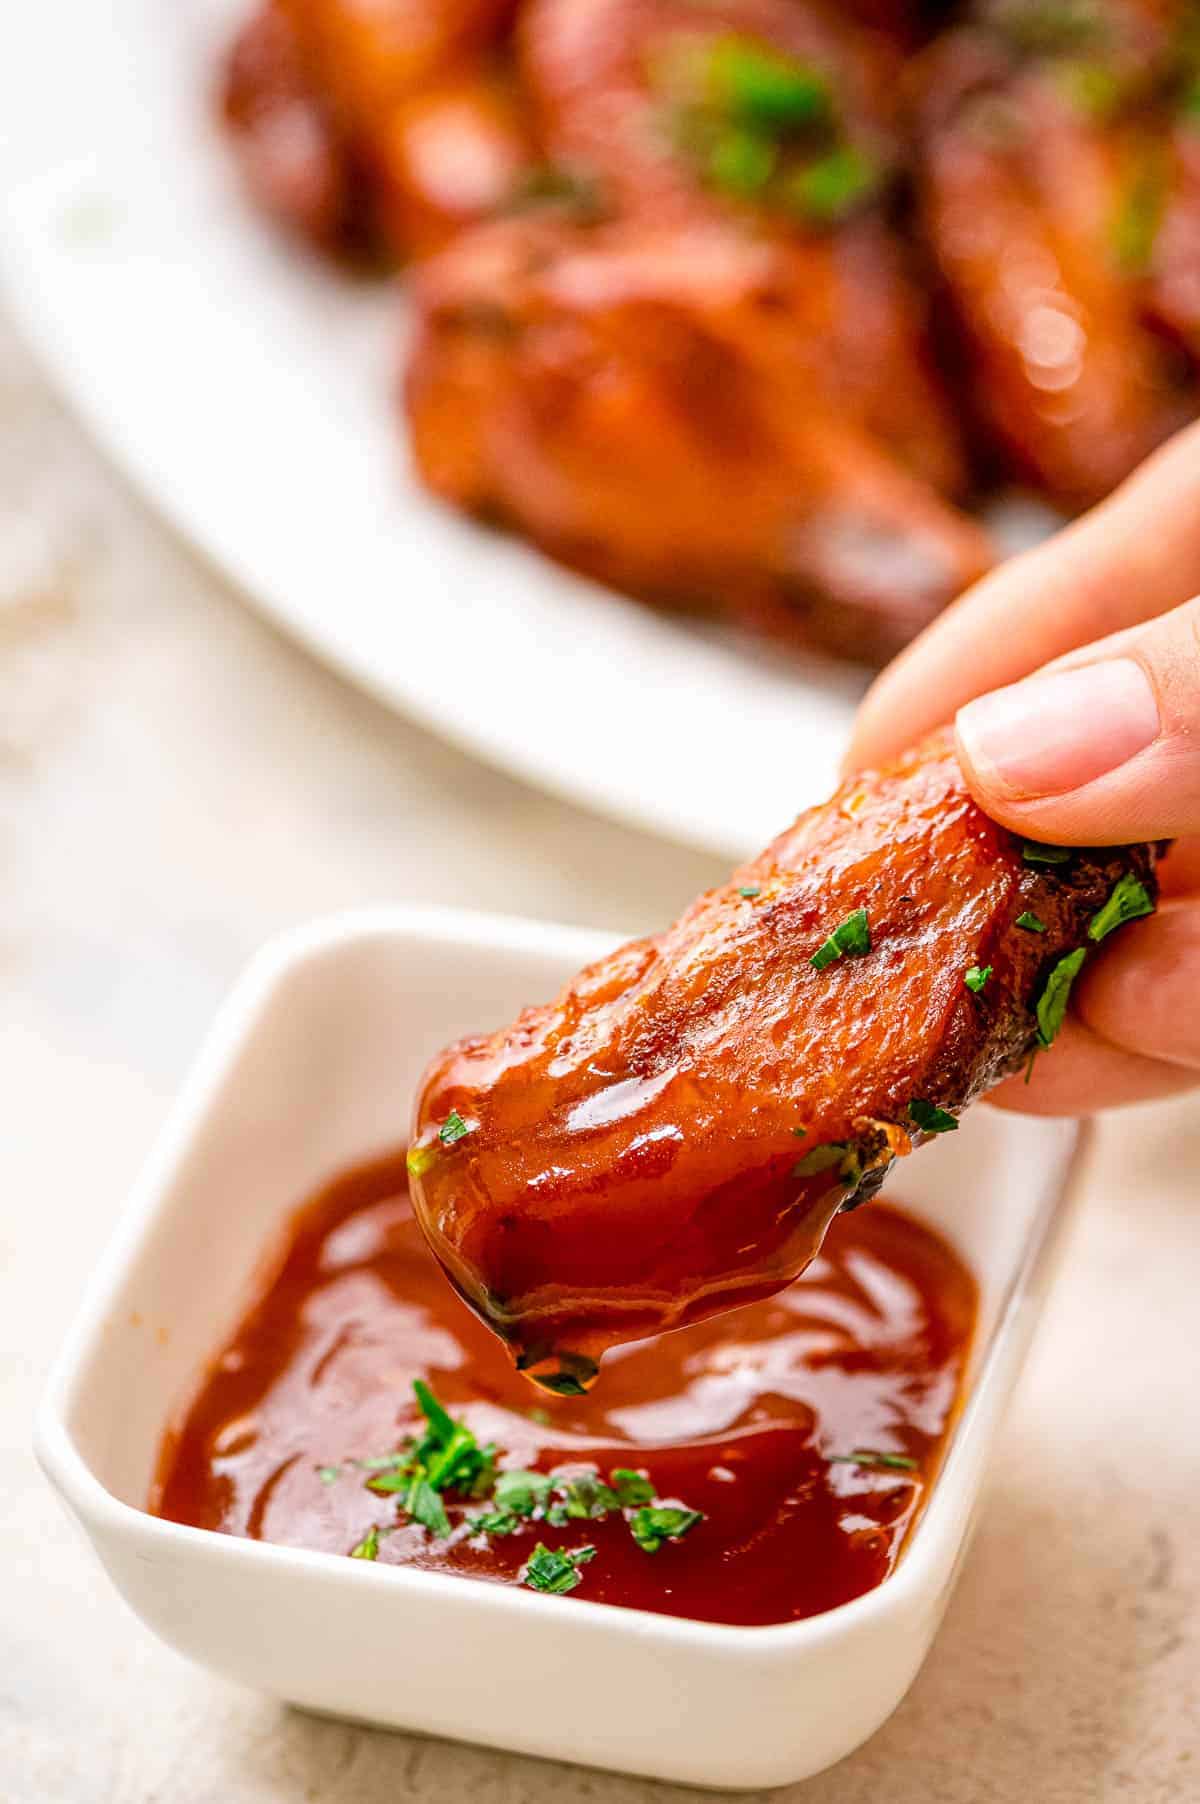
top-left (846, 420), bottom-right (1200, 773)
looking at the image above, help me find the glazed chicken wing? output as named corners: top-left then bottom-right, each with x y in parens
top-left (407, 0), bottom-right (992, 661)
top-left (407, 214), bottom-right (992, 661)
top-left (408, 729), bottom-right (1159, 1393)
top-left (221, 0), bottom-right (533, 258)
top-left (913, 6), bottom-right (1194, 506)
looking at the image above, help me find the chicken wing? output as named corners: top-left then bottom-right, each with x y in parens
top-left (406, 214), bottom-right (993, 661)
top-left (408, 729), bottom-right (1159, 1392)
top-left (913, 7), bottom-right (1194, 506)
top-left (221, 0), bottom-right (533, 258)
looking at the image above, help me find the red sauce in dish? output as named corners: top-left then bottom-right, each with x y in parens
top-left (152, 1150), bottom-right (976, 1626)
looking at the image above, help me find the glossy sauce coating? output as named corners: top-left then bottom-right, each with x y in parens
top-left (153, 1151), bottom-right (976, 1626)
top-left (409, 730), bottom-right (1157, 1390)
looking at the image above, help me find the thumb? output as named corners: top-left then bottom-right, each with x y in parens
top-left (953, 595), bottom-right (1200, 843)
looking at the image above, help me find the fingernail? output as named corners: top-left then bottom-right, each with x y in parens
top-left (956, 660), bottom-right (1160, 799)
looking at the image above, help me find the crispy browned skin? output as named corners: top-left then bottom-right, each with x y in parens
top-left (221, 1), bottom-right (533, 258)
top-left (407, 214), bottom-right (993, 662)
top-left (913, 11), bottom-right (1193, 507)
top-left (409, 729), bottom-right (1158, 1392)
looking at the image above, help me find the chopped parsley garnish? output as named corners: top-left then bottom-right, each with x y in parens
top-left (492, 1469), bottom-right (554, 1518)
top-left (964, 964), bottom-right (993, 994)
top-left (660, 31), bottom-right (878, 228)
top-left (1088, 873), bottom-right (1154, 941)
top-left (438, 1109), bottom-right (472, 1147)
top-left (555, 1471), bottom-right (623, 1519)
top-left (1111, 142), bottom-right (1168, 274)
top-left (793, 1125), bottom-right (808, 1137)
top-left (470, 1509), bottom-right (523, 1537)
top-left (1022, 840), bottom-right (1071, 865)
top-left (1016, 912), bottom-right (1047, 933)
top-left (793, 1141), bottom-right (850, 1177)
top-left (629, 1506), bottom-right (704, 1553)
top-left (811, 906), bottom-right (871, 970)
top-left (1035, 947), bottom-right (1087, 1047)
top-left (709, 128), bottom-right (776, 196)
top-left (737, 885), bottom-right (762, 898)
top-left (316, 1464), bottom-right (342, 1485)
top-left (830, 1449), bottom-right (918, 1472)
top-left (611, 1468), bottom-right (656, 1507)
top-left (705, 36), bottom-right (833, 133)
top-left (908, 1099), bottom-right (958, 1136)
top-left (406, 1478), bottom-right (452, 1538)
top-left (527, 1407), bottom-right (552, 1427)
top-left (523, 1542), bottom-right (596, 1595)
top-left (345, 1386), bottom-right (705, 1581)
top-left (784, 144), bottom-right (880, 225)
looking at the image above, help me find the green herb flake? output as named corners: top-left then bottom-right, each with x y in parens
top-left (785, 145), bottom-right (880, 226)
top-left (964, 964), bottom-right (993, 994)
top-left (705, 36), bottom-right (833, 133)
top-left (413, 1377), bottom-right (457, 1443)
top-left (1016, 912), bottom-right (1047, 933)
top-left (610, 1468), bottom-right (656, 1507)
top-left (792, 1125), bottom-right (808, 1137)
top-left (317, 1464), bottom-right (342, 1485)
top-left (793, 1141), bottom-right (849, 1177)
top-left (1022, 840), bottom-right (1071, 865)
top-left (558, 1471), bottom-right (622, 1520)
top-left (471, 1509), bottom-right (523, 1537)
top-left (1088, 873), bottom-right (1154, 942)
top-left (492, 1469), bottom-right (554, 1518)
top-left (438, 1108), bottom-right (472, 1147)
top-left (523, 1542), bottom-right (595, 1595)
top-left (1035, 946), bottom-right (1087, 1047)
top-left (349, 1525), bottom-right (381, 1560)
top-left (709, 128), bottom-right (776, 197)
top-left (405, 1477), bottom-right (452, 1539)
top-left (737, 885), bottom-right (762, 899)
top-left (810, 906), bottom-right (871, 971)
top-left (1111, 142), bottom-right (1167, 274)
top-left (527, 1407), bottom-right (553, 1427)
top-left (830, 1449), bottom-right (918, 1472)
top-left (907, 1099), bottom-right (958, 1136)
top-left (629, 1505), bottom-right (704, 1553)
top-left (364, 1468), bottom-right (415, 1495)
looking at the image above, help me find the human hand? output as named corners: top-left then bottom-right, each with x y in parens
top-left (847, 421), bottom-right (1200, 1115)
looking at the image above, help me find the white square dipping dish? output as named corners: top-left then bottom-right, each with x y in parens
top-left (37, 906), bottom-right (1084, 1791)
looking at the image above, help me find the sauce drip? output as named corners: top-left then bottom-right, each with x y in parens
top-left (153, 1149), bottom-right (976, 1627)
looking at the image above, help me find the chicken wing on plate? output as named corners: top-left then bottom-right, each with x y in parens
top-left (221, 0), bottom-right (534, 258)
top-left (913, 3), bottom-right (1195, 506)
top-left (407, 0), bottom-right (993, 661)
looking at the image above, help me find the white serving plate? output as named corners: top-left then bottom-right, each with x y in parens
top-left (0, 0), bottom-right (880, 860)
top-left (37, 907), bottom-right (1083, 1790)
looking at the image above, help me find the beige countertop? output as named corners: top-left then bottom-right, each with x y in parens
top-left (1, 312), bottom-right (1196, 1804)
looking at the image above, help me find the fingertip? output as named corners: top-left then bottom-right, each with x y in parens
top-left (985, 1016), bottom-right (1198, 1116)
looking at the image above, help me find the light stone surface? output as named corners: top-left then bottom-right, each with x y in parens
top-left (2, 310), bottom-right (1197, 1804)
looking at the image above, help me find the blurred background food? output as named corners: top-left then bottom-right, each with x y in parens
top-left (220, 0), bottom-right (1200, 663)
